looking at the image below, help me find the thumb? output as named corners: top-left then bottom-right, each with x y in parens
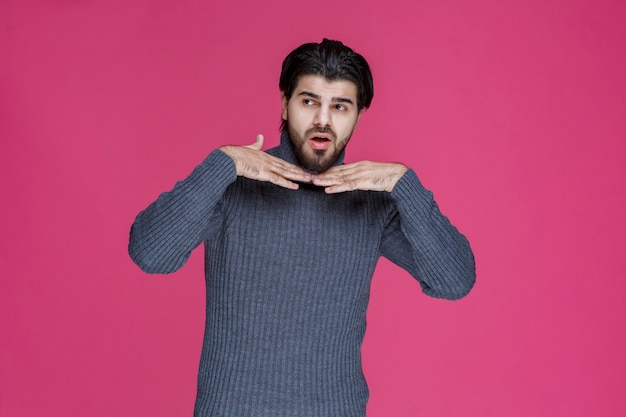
top-left (248, 134), bottom-right (264, 151)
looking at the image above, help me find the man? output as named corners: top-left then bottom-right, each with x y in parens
top-left (129, 39), bottom-right (475, 417)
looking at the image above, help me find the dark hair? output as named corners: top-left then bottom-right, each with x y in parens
top-left (279, 39), bottom-right (374, 129)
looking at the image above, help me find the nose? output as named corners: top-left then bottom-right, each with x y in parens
top-left (313, 106), bottom-right (331, 128)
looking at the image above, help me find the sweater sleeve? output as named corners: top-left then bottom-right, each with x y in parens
top-left (380, 169), bottom-right (476, 300)
top-left (128, 149), bottom-right (237, 274)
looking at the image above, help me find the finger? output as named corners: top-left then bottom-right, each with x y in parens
top-left (315, 162), bottom-right (364, 177)
top-left (247, 134), bottom-right (264, 151)
top-left (262, 162), bottom-right (305, 189)
top-left (311, 176), bottom-right (338, 187)
top-left (279, 165), bottom-right (312, 183)
top-left (312, 166), bottom-right (357, 187)
top-left (267, 174), bottom-right (301, 190)
top-left (314, 165), bottom-right (378, 193)
top-left (323, 179), bottom-right (362, 194)
top-left (314, 173), bottom-right (361, 193)
top-left (266, 156), bottom-right (311, 183)
top-left (322, 178), bottom-right (362, 193)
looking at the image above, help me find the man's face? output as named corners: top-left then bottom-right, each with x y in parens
top-left (282, 74), bottom-right (362, 173)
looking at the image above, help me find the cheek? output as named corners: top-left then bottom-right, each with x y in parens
top-left (286, 104), bottom-right (301, 123)
top-left (290, 109), bottom-right (309, 130)
top-left (338, 119), bottom-right (358, 138)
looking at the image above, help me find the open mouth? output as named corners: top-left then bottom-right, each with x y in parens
top-left (308, 135), bottom-right (332, 150)
top-left (311, 136), bottom-right (330, 143)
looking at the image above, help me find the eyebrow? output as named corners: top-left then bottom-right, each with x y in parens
top-left (298, 91), bottom-right (355, 105)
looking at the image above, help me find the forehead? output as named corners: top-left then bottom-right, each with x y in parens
top-left (293, 74), bottom-right (358, 101)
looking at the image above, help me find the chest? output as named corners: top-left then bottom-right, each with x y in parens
top-left (218, 180), bottom-right (392, 267)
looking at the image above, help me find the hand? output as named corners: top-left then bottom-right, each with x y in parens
top-left (220, 134), bottom-right (311, 190)
top-left (311, 161), bottom-right (408, 194)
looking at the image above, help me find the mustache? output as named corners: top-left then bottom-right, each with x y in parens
top-left (306, 126), bottom-right (337, 141)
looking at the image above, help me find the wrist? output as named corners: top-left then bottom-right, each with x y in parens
top-left (386, 164), bottom-right (409, 192)
top-left (219, 146), bottom-right (242, 175)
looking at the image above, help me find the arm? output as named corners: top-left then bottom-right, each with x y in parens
top-left (128, 149), bottom-right (237, 274)
top-left (313, 162), bottom-right (475, 300)
top-left (129, 135), bottom-right (311, 274)
top-left (382, 169), bottom-right (475, 300)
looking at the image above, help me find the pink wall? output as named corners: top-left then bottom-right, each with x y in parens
top-left (2, 0), bottom-right (625, 416)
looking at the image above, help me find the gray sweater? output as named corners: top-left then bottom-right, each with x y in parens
top-left (129, 131), bottom-right (475, 417)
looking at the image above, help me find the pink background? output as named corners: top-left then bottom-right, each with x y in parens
top-left (2, 0), bottom-right (625, 416)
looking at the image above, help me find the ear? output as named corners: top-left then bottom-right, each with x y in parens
top-left (355, 109), bottom-right (364, 126)
top-left (280, 92), bottom-right (288, 121)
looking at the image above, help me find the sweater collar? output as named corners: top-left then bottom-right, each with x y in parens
top-left (276, 129), bottom-right (346, 172)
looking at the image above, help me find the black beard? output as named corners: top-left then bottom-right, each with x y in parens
top-left (288, 125), bottom-right (349, 173)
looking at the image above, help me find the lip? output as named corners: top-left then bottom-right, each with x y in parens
top-left (308, 135), bottom-right (332, 150)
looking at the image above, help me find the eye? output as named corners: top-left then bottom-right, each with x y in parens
top-left (303, 99), bottom-right (315, 106)
top-left (335, 104), bottom-right (347, 111)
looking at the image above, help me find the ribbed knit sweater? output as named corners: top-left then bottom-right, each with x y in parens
top-left (128, 131), bottom-right (475, 417)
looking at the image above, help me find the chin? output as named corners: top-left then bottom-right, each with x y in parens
top-left (288, 125), bottom-right (347, 172)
